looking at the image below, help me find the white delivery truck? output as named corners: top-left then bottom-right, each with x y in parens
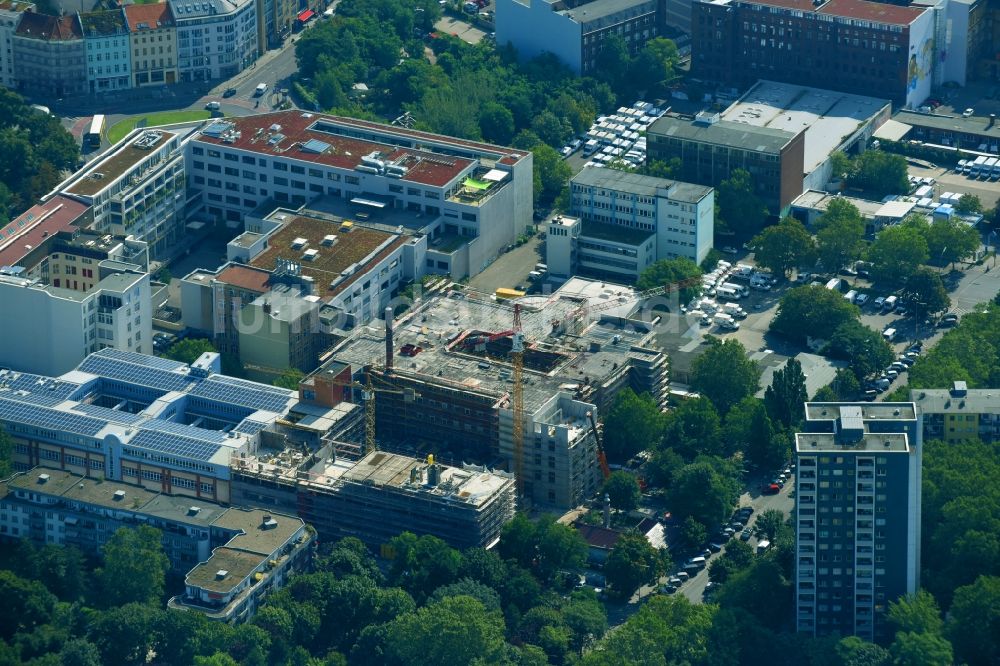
top-left (255, 83), bottom-right (268, 96)
top-left (714, 313), bottom-right (740, 330)
top-left (882, 295), bottom-right (898, 312)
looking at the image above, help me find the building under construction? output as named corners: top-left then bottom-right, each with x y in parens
top-left (231, 446), bottom-right (516, 550)
top-left (303, 278), bottom-right (669, 509)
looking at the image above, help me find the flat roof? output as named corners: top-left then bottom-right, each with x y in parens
top-left (722, 80), bottom-right (889, 173)
top-left (210, 507), bottom-right (303, 555)
top-left (571, 167), bottom-right (712, 203)
top-left (795, 431), bottom-right (909, 453)
top-left (894, 110), bottom-right (1000, 142)
top-left (873, 118), bottom-right (912, 142)
top-left (805, 401), bottom-right (917, 421)
top-left (79, 9), bottom-right (127, 36)
top-left (875, 200), bottom-right (915, 219)
top-left (68, 130), bottom-right (176, 196)
top-left (193, 111), bottom-right (529, 188)
top-left (248, 214), bottom-right (406, 295)
top-left (648, 114), bottom-right (798, 155)
top-left (718, 0), bottom-right (926, 25)
top-left (910, 387), bottom-right (1000, 414)
top-left (561, 0), bottom-right (657, 25)
top-left (184, 547), bottom-right (263, 593)
top-left (580, 219), bottom-right (654, 245)
top-left (0, 195), bottom-right (91, 267)
top-left (791, 190), bottom-right (885, 218)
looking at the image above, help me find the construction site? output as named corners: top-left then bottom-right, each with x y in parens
top-left (296, 277), bottom-right (671, 510)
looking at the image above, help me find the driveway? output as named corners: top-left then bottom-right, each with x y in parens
top-left (434, 16), bottom-right (486, 44)
top-left (468, 235), bottom-right (544, 294)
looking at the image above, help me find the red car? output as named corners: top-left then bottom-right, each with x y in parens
top-left (761, 483), bottom-right (780, 495)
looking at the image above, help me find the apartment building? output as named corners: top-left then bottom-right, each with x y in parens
top-left (59, 127), bottom-right (192, 259)
top-left (691, 0), bottom-right (935, 108)
top-left (0, 348), bottom-right (298, 504)
top-left (124, 2), bottom-right (178, 86)
top-left (794, 403), bottom-right (921, 642)
top-left (0, 1), bottom-right (33, 88)
top-left (255, 0), bottom-right (295, 49)
top-left (12, 12), bottom-right (86, 97)
top-left (496, 0), bottom-right (658, 75)
top-left (79, 9), bottom-right (131, 93)
top-left (647, 111), bottom-right (804, 214)
top-left (548, 168), bottom-right (714, 279)
top-left (181, 262), bottom-right (274, 358)
top-left (0, 468), bottom-right (313, 623)
top-left (0, 264), bottom-right (151, 376)
top-left (0, 195), bottom-right (94, 271)
top-left (169, 0), bottom-right (257, 82)
top-left (184, 112), bottom-right (533, 278)
top-left (911, 383), bottom-right (1000, 444)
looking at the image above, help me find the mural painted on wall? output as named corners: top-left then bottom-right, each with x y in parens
top-left (908, 37), bottom-right (935, 92)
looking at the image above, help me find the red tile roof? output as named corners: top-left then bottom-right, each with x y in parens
top-left (574, 523), bottom-right (622, 550)
top-left (195, 111), bottom-right (529, 188)
top-left (15, 12), bottom-right (82, 40)
top-left (0, 195), bottom-right (91, 267)
top-left (216, 264), bottom-right (272, 293)
top-left (123, 2), bottom-right (174, 31)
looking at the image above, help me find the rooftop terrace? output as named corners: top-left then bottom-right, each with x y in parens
top-left (805, 402), bottom-right (917, 422)
top-left (795, 432), bottom-right (910, 453)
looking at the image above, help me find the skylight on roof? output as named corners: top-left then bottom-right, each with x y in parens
top-left (301, 138), bottom-right (331, 154)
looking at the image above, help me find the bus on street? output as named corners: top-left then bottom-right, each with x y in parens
top-left (84, 114), bottom-right (105, 149)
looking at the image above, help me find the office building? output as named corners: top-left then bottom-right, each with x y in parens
top-left (234, 450), bottom-right (516, 549)
top-left (0, 1), bottom-right (33, 88)
top-left (169, 0), bottom-right (257, 82)
top-left (647, 81), bottom-right (889, 214)
top-left (79, 9), bottom-right (131, 93)
top-left (59, 127), bottom-right (193, 259)
top-left (691, 0), bottom-right (935, 108)
top-left (794, 402), bottom-right (921, 642)
top-left (0, 348), bottom-right (298, 503)
top-left (12, 12), bottom-right (86, 98)
top-left (124, 2), bottom-right (178, 87)
top-left (496, 0), bottom-right (658, 75)
top-left (911, 382), bottom-right (1000, 444)
top-left (791, 190), bottom-right (914, 235)
top-left (314, 278), bottom-right (668, 508)
top-left (0, 468), bottom-right (313, 623)
top-left (185, 113), bottom-right (533, 279)
top-left (547, 168), bottom-right (714, 280)
top-left (0, 263), bottom-right (151, 376)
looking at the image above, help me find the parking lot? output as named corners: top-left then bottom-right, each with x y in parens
top-left (906, 163), bottom-right (1000, 210)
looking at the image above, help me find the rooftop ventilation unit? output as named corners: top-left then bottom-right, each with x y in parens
top-left (302, 248), bottom-right (319, 261)
top-left (215, 570), bottom-right (228, 579)
top-left (321, 234), bottom-right (337, 246)
top-left (262, 515), bottom-right (278, 529)
top-left (113, 490), bottom-right (126, 501)
top-left (37, 473), bottom-right (50, 483)
top-left (291, 237), bottom-right (308, 250)
top-left (188, 506), bottom-right (201, 515)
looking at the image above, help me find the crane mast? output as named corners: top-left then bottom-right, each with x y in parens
top-left (511, 304), bottom-right (525, 497)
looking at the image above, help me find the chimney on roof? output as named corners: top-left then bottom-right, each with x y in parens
top-left (989, 114), bottom-right (996, 130)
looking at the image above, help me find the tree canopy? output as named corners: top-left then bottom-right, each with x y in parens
top-left (604, 533), bottom-right (664, 598)
top-left (636, 258), bottom-right (703, 305)
top-left (690, 338), bottom-right (761, 415)
top-left (717, 169), bottom-right (769, 237)
top-left (815, 199), bottom-right (865, 274)
top-left (96, 525), bottom-right (169, 608)
top-left (764, 358), bottom-right (807, 429)
top-left (846, 150), bottom-right (909, 197)
top-left (825, 320), bottom-right (895, 380)
top-left (600, 388), bottom-right (664, 462)
top-left (749, 217), bottom-right (816, 278)
top-left (900, 267), bottom-right (950, 316)
top-left (865, 221), bottom-right (930, 285)
top-left (602, 471), bottom-right (642, 512)
top-left (770, 285), bottom-right (860, 344)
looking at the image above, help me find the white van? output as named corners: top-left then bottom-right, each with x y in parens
top-left (883, 327), bottom-right (898, 342)
top-left (255, 82), bottom-right (267, 96)
top-left (844, 290), bottom-right (858, 303)
top-left (756, 540), bottom-right (771, 554)
top-left (688, 556), bottom-right (707, 568)
top-left (883, 295), bottom-right (898, 311)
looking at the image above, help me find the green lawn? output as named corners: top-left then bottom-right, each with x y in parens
top-left (107, 110), bottom-right (214, 145)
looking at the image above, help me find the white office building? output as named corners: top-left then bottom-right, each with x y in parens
top-left (185, 111), bottom-right (534, 278)
top-left (58, 127), bottom-right (194, 259)
top-left (0, 1), bottom-right (33, 88)
top-left (169, 0), bottom-right (257, 82)
top-left (546, 168), bottom-right (713, 281)
top-left (0, 265), bottom-right (151, 376)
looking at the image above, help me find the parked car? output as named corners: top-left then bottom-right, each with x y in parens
top-left (762, 483), bottom-right (780, 495)
top-left (223, 87), bottom-right (237, 97)
top-left (740, 528), bottom-right (753, 541)
top-left (708, 542), bottom-right (724, 553)
top-left (963, 108), bottom-right (975, 117)
top-left (855, 293), bottom-right (869, 306)
top-left (204, 100), bottom-right (221, 110)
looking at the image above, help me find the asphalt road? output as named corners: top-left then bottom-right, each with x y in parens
top-left (468, 234), bottom-right (544, 294)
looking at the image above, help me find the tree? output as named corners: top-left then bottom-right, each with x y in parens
top-left (889, 632), bottom-right (954, 666)
top-left (753, 509), bottom-right (786, 541)
top-left (680, 516), bottom-right (707, 550)
top-left (770, 285), bottom-right (860, 344)
top-left (604, 532), bottom-right (663, 598)
top-left (380, 596), bottom-right (507, 666)
top-left (815, 199), bottom-right (866, 274)
top-left (749, 217), bottom-right (817, 278)
top-left (947, 576), bottom-right (1000, 666)
top-left (386, 532), bottom-right (461, 601)
top-left (593, 35), bottom-right (630, 88)
top-left (630, 38), bottom-right (679, 88)
top-left (900, 267), bottom-right (950, 316)
top-left (847, 150), bottom-right (909, 196)
top-left (925, 216), bottom-right (982, 266)
top-left (956, 193), bottom-right (983, 215)
top-left (887, 590), bottom-right (944, 635)
top-left (316, 537), bottom-right (383, 581)
top-left (273, 368), bottom-right (305, 390)
top-left (430, 578), bottom-right (501, 612)
top-left (601, 388), bottom-right (664, 462)
top-left (602, 471), bottom-right (641, 512)
top-left (764, 358), bottom-right (807, 429)
top-left (459, 548), bottom-right (508, 591)
top-left (826, 320), bottom-right (895, 380)
top-left (478, 102), bottom-right (515, 145)
top-left (164, 338), bottom-right (218, 365)
top-left (661, 396), bottom-right (723, 458)
top-left (531, 143), bottom-right (572, 207)
top-left (708, 539), bottom-right (755, 584)
top-left (866, 223), bottom-right (929, 285)
top-left (667, 461), bottom-right (736, 528)
top-left (835, 636), bottom-right (890, 666)
top-left (714, 559), bottom-right (791, 631)
top-left (635, 257), bottom-right (703, 305)
top-left (743, 403), bottom-right (785, 471)
top-left (96, 525), bottom-right (169, 607)
top-left (89, 603), bottom-right (165, 666)
top-left (718, 168), bottom-right (769, 237)
top-left (0, 571), bottom-right (56, 640)
top-left (828, 151), bottom-right (853, 182)
top-left (535, 515), bottom-right (588, 581)
top-left (690, 338), bottom-right (761, 415)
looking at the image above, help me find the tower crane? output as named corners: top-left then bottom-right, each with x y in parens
top-left (511, 304), bottom-right (525, 497)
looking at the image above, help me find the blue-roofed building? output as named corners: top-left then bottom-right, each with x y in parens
top-left (1, 348), bottom-right (298, 504)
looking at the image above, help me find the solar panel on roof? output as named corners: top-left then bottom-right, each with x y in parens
top-left (188, 378), bottom-right (291, 413)
top-left (233, 419), bottom-right (268, 435)
top-left (78, 355), bottom-right (192, 393)
top-left (143, 418), bottom-right (229, 443)
top-left (0, 390), bottom-right (67, 408)
top-left (94, 348), bottom-right (187, 371)
top-left (71, 402), bottom-right (146, 425)
top-left (0, 397), bottom-right (107, 437)
top-left (128, 429), bottom-right (223, 462)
